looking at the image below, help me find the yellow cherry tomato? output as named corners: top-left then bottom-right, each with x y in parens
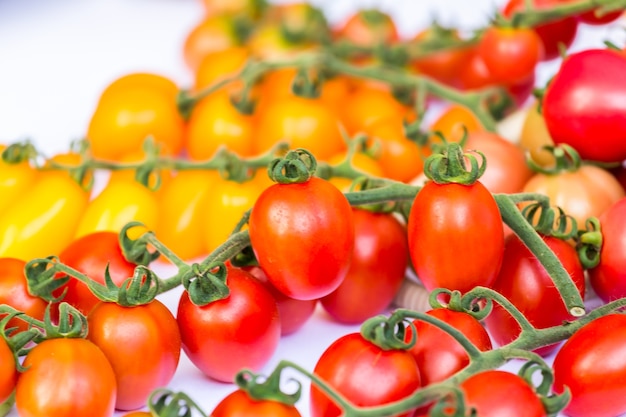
top-left (520, 101), bottom-right (555, 167)
top-left (0, 145), bottom-right (39, 215)
top-left (201, 173), bottom-right (272, 255)
top-left (155, 170), bottom-right (220, 261)
top-left (0, 172), bottom-right (89, 260)
top-left (75, 178), bottom-right (159, 240)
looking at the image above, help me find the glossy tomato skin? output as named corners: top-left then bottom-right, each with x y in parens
top-left (0, 144), bottom-right (38, 216)
top-left (406, 308), bottom-right (492, 386)
top-left (243, 265), bottom-right (318, 336)
top-left (588, 198), bottom-right (626, 302)
top-left (58, 231), bottom-right (138, 316)
top-left (460, 370), bottom-right (547, 417)
top-left (87, 300), bottom-right (181, 411)
top-left (0, 336), bottom-right (17, 405)
top-left (176, 266), bottom-right (281, 383)
top-left (15, 338), bottom-right (117, 417)
top-left (484, 234), bottom-right (585, 356)
top-left (553, 314), bottom-right (626, 417)
top-left (320, 208), bottom-right (408, 324)
top-left (212, 389), bottom-right (303, 417)
top-left (249, 177), bottom-right (354, 300)
top-left (543, 49), bottom-right (626, 163)
top-left (407, 181), bottom-right (504, 293)
top-left (311, 332), bottom-right (421, 417)
top-left (0, 258), bottom-right (47, 333)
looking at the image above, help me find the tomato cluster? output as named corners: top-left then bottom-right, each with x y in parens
top-left (2, 0), bottom-right (626, 416)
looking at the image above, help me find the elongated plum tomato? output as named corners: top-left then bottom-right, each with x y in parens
top-left (543, 49), bottom-right (626, 163)
top-left (553, 314), bottom-right (626, 417)
top-left (87, 300), bottom-right (181, 411)
top-left (15, 338), bottom-right (117, 417)
top-left (311, 332), bottom-right (421, 417)
top-left (176, 266), bottom-right (280, 383)
top-left (249, 176), bottom-right (355, 300)
top-left (407, 180), bottom-right (504, 293)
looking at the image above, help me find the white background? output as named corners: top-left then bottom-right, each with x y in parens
top-left (0, 1), bottom-right (625, 416)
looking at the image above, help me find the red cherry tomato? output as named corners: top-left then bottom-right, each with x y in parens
top-left (407, 180), bottom-right (505, 294)
top-left (249, 176), bottom-right (355, 300)
top-left (310, 332), bottom-right (421, 417)
top-left (212, 389), bottom-right (303, 417)
top-left (0, 336), bottom-right (17, 405)
top-left (484, 234), bottom-right (585, 356)
top-left (176, 266), bottom-right (281, 383)
top-left (0, 257), bottom-right (47, 333)
top-left (87, 300), bottom-right (182, 411)
top-left (320, 208), bottom-right (408, 324)
top-left (553, 314), bottom-right (626, 417)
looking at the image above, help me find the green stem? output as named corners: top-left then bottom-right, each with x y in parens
top-left (463, 287), bottom-right (536, 332)
top-left (511, 0), bottom-right (626, 27)
top-left (344, 182), bottom-right (418, 206)
top-left (495, 194), bottom-right (586, 317)
top-left (0, 392), bottom-right (14, 417)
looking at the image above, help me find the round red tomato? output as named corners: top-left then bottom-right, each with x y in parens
top-left (0, 257), bottom-right (47, 333)
top-left (212, 389), bottom-right (302, 417)
top-left (176, 266), bottom-right (280, 383)
top-left (87, 299), bottom-right (181, 411)
top-left (407, 180), bottom-right (505, 294)
top-left (406, 308), bottom-right (492, 386)
top-left (553, 314), bottom-right (626, 417)
top-left (57, 231), bottom-right (138, 316)
top-left (543, 49), bottom-right (626, 163)
top-left (320, 208), bottom-right (408, 324)
top-left (15, 338), bottom-right (117, 417)
top-left (310, 332), bottom-right (421, 417)
top-left (484, 234), bottom-right (585, 356)
top-left (460, 370), bottom-right (547, 416)
top-left (588, 197), bottom-right (626, 302)
top-left (0, 336), bottom-right (17, 405)
top-left (249, 176), bottom-right (355, 300)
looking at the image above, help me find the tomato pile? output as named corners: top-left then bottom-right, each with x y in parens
top-left (2, 0), bottom-right (626, 416)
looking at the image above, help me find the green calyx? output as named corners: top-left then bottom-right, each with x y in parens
top-left (267, 148), bottom-right (317, 184)
top-left (235, 369), bottom-right (301, 406)
top-left (360, 314), bottom-right (414, 351)
top-left (423, 141), bottom-right (486, 185)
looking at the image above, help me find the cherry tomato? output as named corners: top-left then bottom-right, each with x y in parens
top-left (0, 336), bottom-right (17, 405)
top-left (553, 314), bottom-right (626, 417)
top-left (407, 180), bottom-right (504, 293)
top-left (577, 7), bottom-right (623, 25)
top-left (0, 258), bottom-right (47, 333)
top-left (194, 46), bottom-right (249, 92)
top-left (519, 101), bottom-right (555, 167)
top-left (0, 172), bottom-right (89, 260)
top-left (249, 176), bottom-right (355, 300)
top-left (186, 91), bottom-right (256, 161)
top-left (183, 14), bottom-right (244, 71)
top-left (212, 389), bottom-right (302, 417)
top-left (200, 0), bottom-right (264, 19)
top-left (75, 178), bottom-right (159, 240)
top-left (15, 338), bottom-right (117, 417)
top-left (320, 208), bottom-right (408, 324)
top-left (243, 265), bottom-right (318, 336)
top-left (333, 9), bottom-right (399, 48)
top-left (58, 231), bottom-right (138, 316)
top-left (406, 308), bottom-right (492, 386)
top-left (247, 23), bottom-right (319, 61)
top-left (503, 0), bottom-right (578, 61)
top-left (87, 300), bottom-right (181, 411)
top-left (521, 162), bottom-right (624, 230)
top-left (542, 49), bottom-right (626, 163)
top-left (484, 234), bottom-right (585, 356)
top-left (588, 197), bottom-right (626, 302)
top-left (155, 170), bottom-right (218, 261)
top-left (429, 104), bottom-right (483, 144)
top-left (310, 332), bottom-right (421, 417)
top-left (200, 173), bottom-right (271, 255)
top-left (460, 370), bottom-right (547, 416)
top-left (176, 266), bottom-right (281, 383)
top-left (87, 80), bottom-right (185, 161)
top-left (255, 95), bottom-right (346, 162)
top-left (477, 26), bottom-right (543, 84)
top-left (0, 144), bottom-right (38, 216)
top-left (98, 72), bottom-right (179, 103)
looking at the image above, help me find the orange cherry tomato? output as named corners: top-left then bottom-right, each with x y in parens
top-left (247, 23), bottom-right (319, 61)
top-left (333, 9), bottom-right (399, 48)
top-left (155, 170), bottom-right (219, 261)
top-left (200, 0), bottom-right (265, 19)
top-left (364, 115), bottom-right (426, 183)
top-left (183, 14), bottom-right (244, 71)
top-left (255, 95), bottom-right (346, 161)
top-left (429, 104), bottom-right (484, 143)
top-left (87, 84), bottom-right (185, 161)
top-left (15, 338), bottom-right (117, 417)
top-left (0, 335), bottom-right (16, 405)
top-left (98, 72), bottom-right (179, 103)
top-left (0, 258), bottom-right (47, 334)
top-left (194, 46), bottom-right (250, 92)
top-left (340, 87), bottom-right (414, 136)
top-left (186, 91), bottom-right (256, 160)
top-left (326, 150), bottom-right (384, 192)
top-left (200, 173), bottom-right (272, 255)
